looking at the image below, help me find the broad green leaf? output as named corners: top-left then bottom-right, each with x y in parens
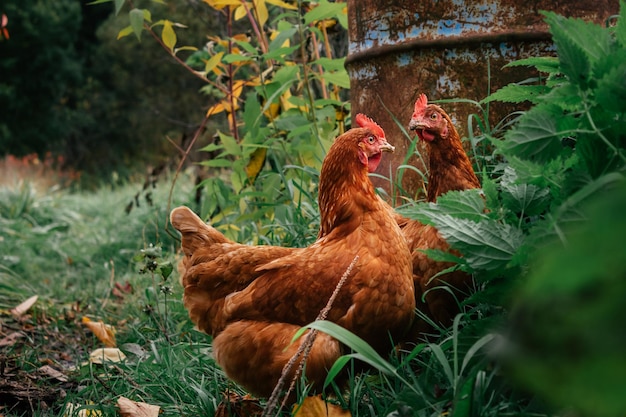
top-left (542, 11), bottom-right (611, 63)
top-left (401, 189), bottom-right (488, 223)
top-left (262, 45), bottom-right (300, 60)
top-left (542, 11), bottom-right (611, 87)
top-left (481, 84), bottom-right (549, 105)
top-left (199, 159), bottom-right (233, 168)
top-left (303, 0), bottom-right (346, 25)
top-left (222, 53), bottom-right (254, 64)
top-left (501, 105), bottom-right (565, 162)
top-left (312, 57), bottom-right (346, 72)
top-left (594, 58), bottom-right (626, 113)
top-left (500, 167), bottom-right (551, 216)
top-left (503, 57), bottom-right (560, 74)
top-left (318, 71), bottom-right (350, 88)
top-left (426, 215), bottom-right (525, 271)
top-left (115, 0), bottom-right (125, 15)
top-left (218, 131), bottom-right (242, 156)
top-left (268, 27), bottom-right (297, 52)
top-left (129, 8), bottom-right (145, 41)
top-left (161, 20), bottom-right (177, 52)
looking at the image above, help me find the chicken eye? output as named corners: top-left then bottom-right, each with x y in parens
top-left (367, 136), bottom-right (376, 144)
top-left (430, 113), bottom-right (437, 120)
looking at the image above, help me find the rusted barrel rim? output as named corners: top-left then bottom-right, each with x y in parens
top-left (345, 29), bottom-right (553, 66)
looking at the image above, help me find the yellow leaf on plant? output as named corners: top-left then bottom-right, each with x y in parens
top-left (204, 51), bottom-right (224, 75)
top-left (252, 0), bottom-right (269, 27)
top-left (245, 147), bottom-right (267, 182)
top-left (117, 396), bottom-right (160, 417)
top-left (234, 4), bottom-right (247, 21)
top-left (161, 20), bottom-right (177, 52)
top-left (293, 395), bottom-right (351, 417)
top-left (82, 317), bottom-right (117, 347)
top-left (11, 295), bottom-right (38, 317)
top-left (89, 347), bottom-right (127, 364)
top-left (203, 0), bottom-right (243, 10)
top-left (265, 0), bottom-right (297, 9)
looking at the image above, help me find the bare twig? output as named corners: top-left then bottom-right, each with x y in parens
top-left (262, 254), bottom-right (360, 417)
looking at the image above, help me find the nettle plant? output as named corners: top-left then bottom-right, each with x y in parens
top-left (97, 0), bottom-right (350, 246)
top-left (404, 4), bottom-right (626, 299)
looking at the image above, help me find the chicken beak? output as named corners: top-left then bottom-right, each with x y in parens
top-left (381, 141), bottom-right (395, 153)
top-left (408, 119), bottom-right (424, 131)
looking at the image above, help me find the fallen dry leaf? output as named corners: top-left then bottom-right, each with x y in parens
top-left (38, 365), bottom-right (68, 382)
top-left (89, 347), bottom-right (127, 364)
top-left (117, 396), bottom-right (160, 417)
top-left (0, 331), bottom-right (25, 347)
top-left (11, 295), bottom-right (38, 317)
top-left (293, 396), bottom-right (351, 417)
top-left (82, 317), bottom-right (117, 347)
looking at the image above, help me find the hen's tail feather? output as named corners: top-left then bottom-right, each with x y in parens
top-left (170, 206), bottom-right (230, 256)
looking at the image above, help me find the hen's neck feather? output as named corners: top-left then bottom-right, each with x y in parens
top-left (318, 132), bottom-right (379, 238)
top-left (427, 115), bottom-right (481, 202)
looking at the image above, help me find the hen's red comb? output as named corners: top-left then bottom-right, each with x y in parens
top-left (413, 93), bottom-right (428, 115)
top-left (355, 113), bottom-right (385, 138)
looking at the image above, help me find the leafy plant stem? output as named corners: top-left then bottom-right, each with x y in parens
top-left (582, 98), bottom-right (626, 164)
top-left (226, 7), bottom-right (239, 141)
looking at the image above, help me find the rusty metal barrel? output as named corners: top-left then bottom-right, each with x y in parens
top-left (346, 0), bottom-right (618, 199)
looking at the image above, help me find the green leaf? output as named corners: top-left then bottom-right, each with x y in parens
top-left (301, 321), bottom-right (397, 374)
top-left (312, 57), bottom-right (346, 72)
top-left (129, 8), bottom-right (145, 41)
top-left (115, 0), bottom-right (125, 15)
top-left (221, 53), bottom-right (254, 64)
top-left (594, 58), bottom-right (626, 113)
top-left (318, 70), bottom-right (350, 88)
top-left (500, 105), bottom-right (566, 162)
top-left (401, 189), bottom-right (488, 223)
top-left (161, 20), bottom-right (176, 52)
top-left (500, 167), bottom-right (551, 216)
top-left (303, 0), bottom-right (346, 25)
top-left (268, 26), bottom-right (297, 52)
top-left (199, 159), bottom-right (233, 168)
top-left (503, 57), bottom-right (560, 74)
top-left (481, 84), bottom-right (549, 104)
top-left (218, 132), bottom-right (242, 156)
top-left (420, 215), bottom-right (525, 271)
top-left (542, 11), bottom-right (611, 87)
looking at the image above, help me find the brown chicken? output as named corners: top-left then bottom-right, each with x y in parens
top-left (396, 93), bottom-right (481, 342)
top-left (170, 115), bottom-right (415, 398)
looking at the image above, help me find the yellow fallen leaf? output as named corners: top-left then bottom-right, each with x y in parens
top-left (11, 295), bottom-right (38, 317)
top-left (89, 347), bottom-right (127, 364)
top-left (293, 395), bottom-right (351, 417)
top-left (82, 317), bottom-right (117, 347)
top-left (117, 396), bottom-right (160, 417)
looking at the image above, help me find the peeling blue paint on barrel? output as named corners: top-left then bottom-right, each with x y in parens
top-left (346, 0), bottom-right (619, 199)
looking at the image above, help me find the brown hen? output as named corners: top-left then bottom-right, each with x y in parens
top-left (397, 94), bottom-right (482, 343)
top-left (170, 115), bottom-right (415, 398)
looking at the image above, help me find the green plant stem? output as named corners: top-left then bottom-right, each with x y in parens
top-left (582, 100), bottom-right (626, 164)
